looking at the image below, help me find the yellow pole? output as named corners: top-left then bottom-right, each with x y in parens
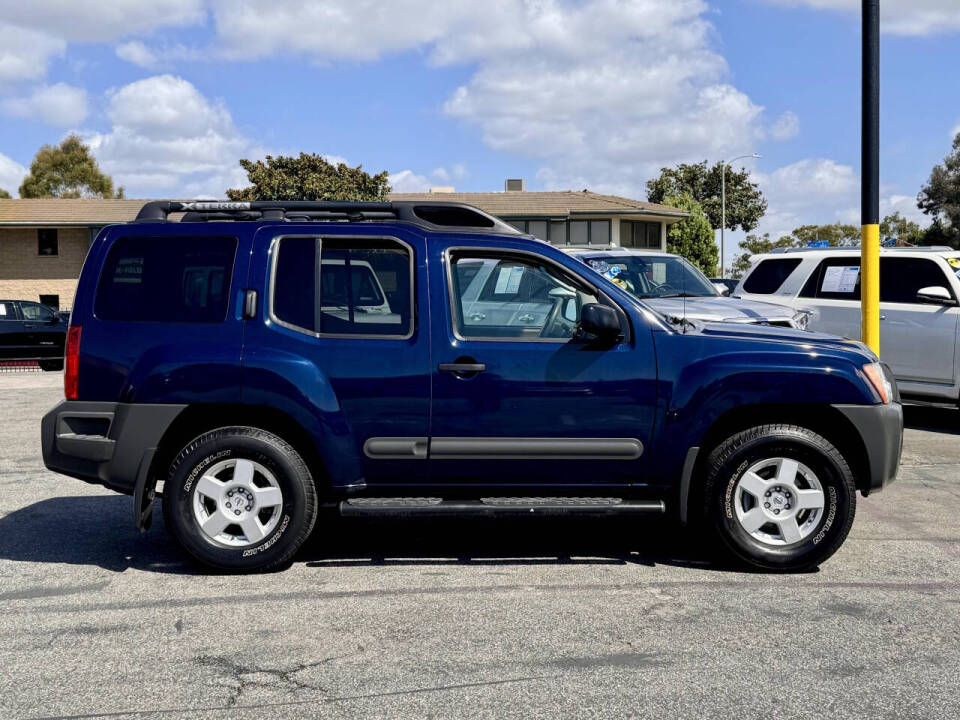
top-left (861, 224), bottom-right (880, 355)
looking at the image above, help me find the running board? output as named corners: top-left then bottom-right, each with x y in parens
top-left (339, 497), bottom-right (665, 517)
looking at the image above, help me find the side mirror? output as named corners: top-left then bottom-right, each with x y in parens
top-left (712, 282), bottom-right (730, 296)
top-left (916, 286), bottom-right (957, 306)
top-left (46, 314), bottom-right (60, 324)
top-left (578, 303), bottom-right (621, 341)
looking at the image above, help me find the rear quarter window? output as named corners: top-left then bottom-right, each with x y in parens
top-left (742, 258), bottom-right (802, 294)
top-left (95, 236), bottom-right (237, 322)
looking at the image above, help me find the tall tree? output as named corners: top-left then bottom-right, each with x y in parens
top-left (646, 160), bottom-right (767, 232)
top-left (18, 134), bottom-right (122, 199)
top-left (787, 223), bottom-right (861, 247)
top-left (730, 233), bottom-right (796, 278)
top-left (663, 193), bottom-right (719, 276)
top-left (879, 212), bottom-right (924, 246)
top-left (226, 153), bottom-right (390, 201)
top-left (0, 188), bottom-right (10, 199)
top-left (917, 132), bottom-right (960, 246)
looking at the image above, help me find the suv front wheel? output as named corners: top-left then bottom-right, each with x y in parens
top-left (163, 427), bottom-right (318, 572)
top-left (703, 424), bottom-right (857, 572)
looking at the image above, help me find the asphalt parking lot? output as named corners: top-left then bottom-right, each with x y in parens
top-left (1, 373), bottom-right (958, 719)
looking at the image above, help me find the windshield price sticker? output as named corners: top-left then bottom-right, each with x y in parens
top-left (821, 265), bottom-right (860, 294)
top-left (588, 260), bottom-right (609, 274)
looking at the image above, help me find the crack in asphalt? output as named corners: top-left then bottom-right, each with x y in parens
top-left (194, 653), bottom-right (343, 707)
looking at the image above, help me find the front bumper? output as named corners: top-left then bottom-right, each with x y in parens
top-left (832, 402), bottom-right (904, 494)
top-left (41, 400), bottom-right (186, 495)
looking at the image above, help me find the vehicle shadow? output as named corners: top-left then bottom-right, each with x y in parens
top-left (0, 495), bottom-right (744, 575)
top-left (903, 404), bottom-right (960, 435)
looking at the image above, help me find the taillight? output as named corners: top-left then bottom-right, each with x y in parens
top-left (64, 326), bottom-right (82, 400)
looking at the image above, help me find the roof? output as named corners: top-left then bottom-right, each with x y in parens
top-left (756, 246), bottom-right (959, 259)
top-left (564, 247), bottom-right (669, 257)
top-left (0, 199), bottom-right (148, 225)
top-left (0, 191), bottom-right (689, 227)
top-left (388, 191), bottom-right (688, 219)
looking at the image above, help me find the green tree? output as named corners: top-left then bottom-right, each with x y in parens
top-left (18, 134), bottom-right (121, 199)
top-left (730, 233), bottom-right (795, 279)
top-left (0, 188), bottom-right (10, 199)
top-left (226, 153), bottom-right (390, 201)
top-left (917, 132), bottom-right (960, 246)
top-left (786, 223), bottom-right (860, 247)
top-left (879, 212), bottom-right (924, 246)
top-left (663, 193), bottom-right (718, 276)
top-left (646, 160), bottom-right (767, 233)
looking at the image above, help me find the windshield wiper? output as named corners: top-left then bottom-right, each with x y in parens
top-left (657, 292), bottom-right (707, 298)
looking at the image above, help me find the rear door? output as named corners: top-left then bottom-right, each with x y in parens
top-left (796, 256), bottom-right (863, 339)
top-left (0, 301), bottom-right (25, 358)
top-left (243, 226), bottom-right (430, 487)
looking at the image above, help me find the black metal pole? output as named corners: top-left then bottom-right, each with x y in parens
top-left (861, 0), bottom-right (880, 355)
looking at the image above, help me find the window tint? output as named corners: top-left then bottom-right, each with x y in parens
top-left (880, 258), bottom-right (953, 303)
top-left (451, 254), bottom-right (598, 340)
top-left (271, 236), bottom-right (412, 337)
top-left (21, 302), bottom-right (55, 321)
top-left (0, 301), bottom-right (18, 320)
top-left (742, 258), bottom-right (802, 294)
top-left (95, 236), bottom-right (237, 322)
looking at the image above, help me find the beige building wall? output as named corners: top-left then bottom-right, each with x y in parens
top-left (0, 227), bottom-right (90, 308)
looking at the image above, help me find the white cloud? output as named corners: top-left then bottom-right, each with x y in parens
top-left (0, 24), bottom-right (65, 83)
top-left (1, 83), bottom-right (87, 126)
top-left (761, 0), bottom-right (960, 36)
top-left (770, 111), bottom-right (800, 141)
top-left (388, 170), bottom-right (432, 193)
top-left (0, 1), bottom-right (206, 43)
top-left (115, 41), bottom-right (159, 69)
top-left (0, 151), bottom-right (28, 195)
top-left (85, 74), bottom-right (256, 197)
top-left (754, 158), bottom-right (859, 238)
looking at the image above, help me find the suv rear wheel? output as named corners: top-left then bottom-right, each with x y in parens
top-left (163, 427), bottom-right (317, 572)
top-left (702, 425), bottom-right (856, 571)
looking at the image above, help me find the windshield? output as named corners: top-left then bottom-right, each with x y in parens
top-left (582, 255), bottom-right (718, 299)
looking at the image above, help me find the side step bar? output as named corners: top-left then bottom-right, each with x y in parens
top-left (339, 497), bottom-right (666, 517)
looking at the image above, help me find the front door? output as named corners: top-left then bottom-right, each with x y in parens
top-left (427, 243), bottom-right (657, 489)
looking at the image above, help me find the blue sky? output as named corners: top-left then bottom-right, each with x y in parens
top-left (0, 0), bottom-right (958, 265)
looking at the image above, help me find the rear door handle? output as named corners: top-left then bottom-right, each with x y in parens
top-left (438, 362), bottom-right (486, 374)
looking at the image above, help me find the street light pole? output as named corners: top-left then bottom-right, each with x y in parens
top-left (720, 153), bottom-right (761, 278)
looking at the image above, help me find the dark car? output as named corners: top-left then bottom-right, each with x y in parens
top-left (42, 200), bottom-right (903, 573)
top-left (0, 299), bottom-right (67, 370)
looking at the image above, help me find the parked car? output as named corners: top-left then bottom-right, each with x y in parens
top-left (0, 299), bottom-right (66, 370)
top-left (42, 200), bottom-right (902, 573)
top-left (735, 246), bottom-right (960, 404)
top-left (566, 248), bottom-right (810, 329)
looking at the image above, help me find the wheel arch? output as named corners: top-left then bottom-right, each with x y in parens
top-left (150, 404), bottom-right (330, 495)
top-left (683, 403), bottom-right (871, 523)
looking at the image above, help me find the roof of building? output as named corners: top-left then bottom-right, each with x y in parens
top-left (389, 190), bottom-right (688, 219)
top-left (0, 191), bottom-right (688, 226)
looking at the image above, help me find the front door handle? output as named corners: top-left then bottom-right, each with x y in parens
top-left (438, 361), bottom-right (486, 375)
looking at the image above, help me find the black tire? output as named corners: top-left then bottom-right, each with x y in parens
top-left (38, 358), bottom-right (64, 371)
top-left (702, 424), bottom-right (856, 572)
top-left (162, 427), bottom-right (317, 572)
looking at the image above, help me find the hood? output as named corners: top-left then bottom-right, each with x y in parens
top-left (694, 321), bottom-right (875, 359)
top-left (643, 296), bottom-right (799, 324)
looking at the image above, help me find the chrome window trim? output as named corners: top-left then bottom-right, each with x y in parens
top-left (268, 233), bottom-right (417, 341)
top-left (443, 245), bottom-right (628, 344)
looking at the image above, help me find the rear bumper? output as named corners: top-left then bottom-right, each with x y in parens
top-left (41, 400), bottom-right (185, 495)
top-left (832, 402), bottom-right (904, 494)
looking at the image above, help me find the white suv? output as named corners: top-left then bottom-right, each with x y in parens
top-left (735, 247), bottom-right (960, 402)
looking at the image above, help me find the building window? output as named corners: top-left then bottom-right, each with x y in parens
top-left (622, 221), bottom-right (662, 249)
top-left (39, 294), bottom-right (60, 310)
top-left (503, 218), bottom-right (610, 246)
top-left (38, 229), bottom-right (58, 257)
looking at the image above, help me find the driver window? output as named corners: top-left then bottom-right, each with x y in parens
top-left (450, 253), bottom-right (597, 340)
top-left (21, 302), bottom-right (55, 321)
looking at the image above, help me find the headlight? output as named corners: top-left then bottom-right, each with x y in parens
top-left (862, 362), bottom-right (892, 404)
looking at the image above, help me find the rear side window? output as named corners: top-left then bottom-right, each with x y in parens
top-left (798, 257), bottom-right (861, 300)
top-left (742, 258), bottom-right (802, 294)
top-left (0, 301), bottom-right (18, 320)
top-left (272, 236), bottom-right (413, 337)
top-left (95, 236), bottom-right (237, 322)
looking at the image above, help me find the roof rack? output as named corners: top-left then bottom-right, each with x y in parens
top-left (767, 245), bottom-right (955, 254)
top-left (134, 200), bottom-right (523, 235)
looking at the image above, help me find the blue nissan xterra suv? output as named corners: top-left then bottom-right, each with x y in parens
top-left (42, 200), bottom-right (903, 573)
